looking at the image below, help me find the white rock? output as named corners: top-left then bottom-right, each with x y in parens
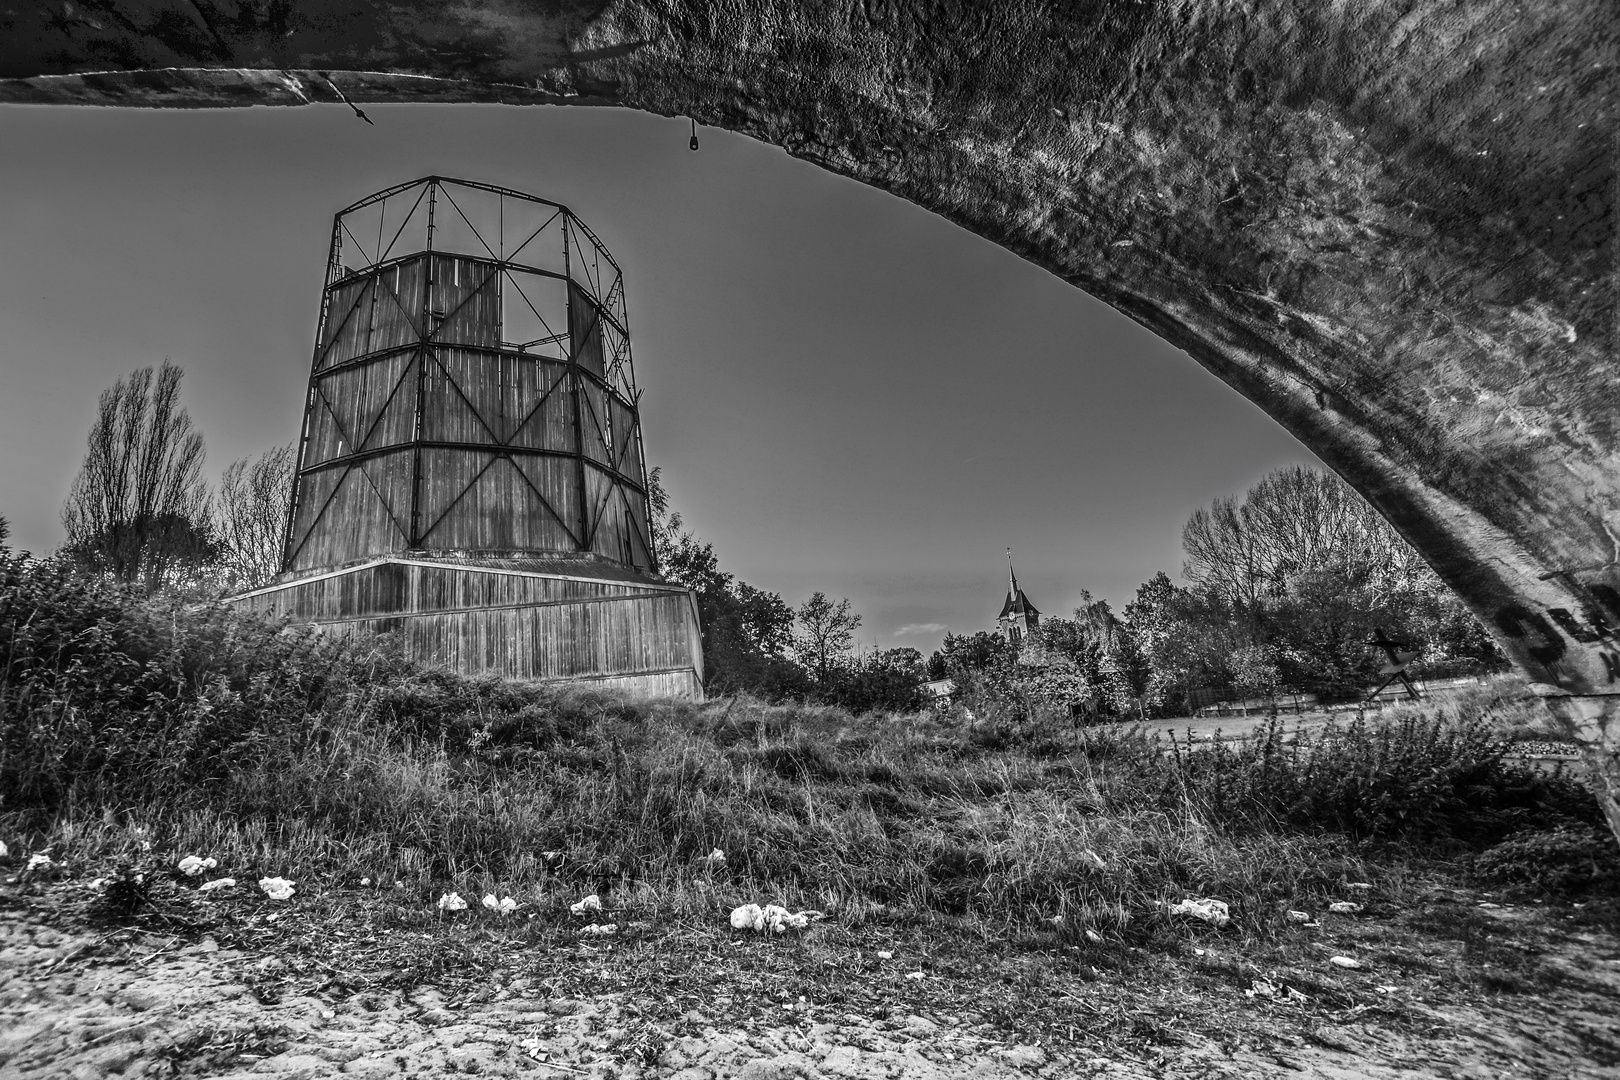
top-left (570, 894), bottom-right (603, 916)
top-left (1328, 901), bottom-right (1363, 914)
top-left (730, 903), bottom-right (763, 930)
top-left (905, 970), bottom-right (925, 980)
top-left (1329, 956), bottom-right (1362, 970)
top-left (26, 853), bottom-right (53, 871)
top-left (482, 893), bottom-right (500, 912)
top-left (877, 950), bottom-right (894, 959)
top-left (580, 923), bottom-right (617, 936)
top-left (0, 841), bottom-right (8, 859)
top-left (1286, 910), bottom-right (1311, 922)
top-left (360, 877), bottom-right (371, 886)
top-left (1084, 929), bottom-right (1104, 944)
top-left (437, 891), bottom-right (467, 911)
top-left (1168, 897), bottom-right (1231, 927)
top-left (198, 877), bottom-right (235, 894)
top-left (498, 896), bottom-right (518, 915)
top-left (259, 877), bottom-right (296, 901)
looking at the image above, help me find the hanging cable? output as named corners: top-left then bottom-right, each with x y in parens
top-left (689, 117), bottom-right (699, 151)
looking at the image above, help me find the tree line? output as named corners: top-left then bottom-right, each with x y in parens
top-left (25, 364), bottom-right (1506, 716)
top-left (934, 466), bottom-right (1506, 720)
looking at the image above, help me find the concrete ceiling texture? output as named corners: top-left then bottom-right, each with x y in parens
top-left (3, 0), bottom-right (1617, 830)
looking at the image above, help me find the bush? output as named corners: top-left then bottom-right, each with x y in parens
top-left (1476, 825), bottom-right (1620, 893)
top-left (1, 548), bottom-right (356, 808)
top-left (1164, 711), bottom-right (1598, 843)
top-left (4, 550), bottom-right (1611, 944)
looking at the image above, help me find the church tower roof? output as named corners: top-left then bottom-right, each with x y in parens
top-left (997, 550), bottom-right (1040, 619)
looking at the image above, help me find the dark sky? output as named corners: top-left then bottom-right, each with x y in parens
top-left (0, 103), bottom-right (1318, 653)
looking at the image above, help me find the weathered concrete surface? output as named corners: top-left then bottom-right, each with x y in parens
top-left (2, 1), bottom-right (1617, 826)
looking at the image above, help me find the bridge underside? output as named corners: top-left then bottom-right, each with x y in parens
top-left (4, 0), bottom-right (1616, 834)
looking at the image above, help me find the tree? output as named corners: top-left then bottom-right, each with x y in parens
top-left (1122, 571), bottom-right (1240, 714)
top-left (794, 591), bottom-right (861, 683)
top-left (1182, 465), bottom-right (1431, 610)
top-left (1178, 466), bottom-right (1504, 699)
top-left (649, 467), bottom-right (809, 699)
top-left (215, 443), bottom-right (295, 591)
top-left (61, 363), bottom-right (214, 591)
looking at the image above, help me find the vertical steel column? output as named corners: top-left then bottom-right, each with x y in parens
top-left (409, 180), bottom-right (438, 548)
top-left (565, 216), bottom-right (589, 553)
top-left (281, 218), bottom-right (345, 572)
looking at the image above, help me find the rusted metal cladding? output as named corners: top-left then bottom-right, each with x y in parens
top-left (242, 178), bottom-right (700, 697)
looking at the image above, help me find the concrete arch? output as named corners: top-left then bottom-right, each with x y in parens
top-left (5, 0), bottom-right (1618, 830)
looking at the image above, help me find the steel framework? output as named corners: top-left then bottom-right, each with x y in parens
top-left (281, 177), bottom-right (655, 575)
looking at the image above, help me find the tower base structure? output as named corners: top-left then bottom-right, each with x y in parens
top-left (231, 553), bottom-right (704, 699)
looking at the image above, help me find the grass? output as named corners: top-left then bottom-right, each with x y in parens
top-left (3, 558), bottom-right (1619, 1060)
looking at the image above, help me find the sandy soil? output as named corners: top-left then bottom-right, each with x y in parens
top-left (4, 902), bottom-right (1619, 1080)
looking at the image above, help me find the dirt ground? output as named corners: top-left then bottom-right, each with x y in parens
top-left (5, 890), bottom-right (1620, 1080)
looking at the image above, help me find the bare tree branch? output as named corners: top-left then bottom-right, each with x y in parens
top-left (62, 363), bottom-right (212, 591)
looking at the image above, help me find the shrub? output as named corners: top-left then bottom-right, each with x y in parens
top-left (1164, 711), bottom-right (1597, 843)
top-left (1476, 825), bottom-right (1620, 893)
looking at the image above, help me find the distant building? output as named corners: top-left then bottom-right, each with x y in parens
top-left (922, 678), bottom-right (955, 707)
top-left (997, 552), bottom-right (1040, 647)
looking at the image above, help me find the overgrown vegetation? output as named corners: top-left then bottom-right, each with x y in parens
top-left (3, 550), bottom-right (1606, 951)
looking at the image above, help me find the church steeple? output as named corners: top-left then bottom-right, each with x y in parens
top-left (997, 548), bottom-right (1040, 646)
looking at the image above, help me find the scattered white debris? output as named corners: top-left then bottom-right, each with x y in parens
top-left (1329, 956), bottom-right (1362, 970)
top-left (1248, 979), bottom-right (1308, 1003)
top-left (1346, 882), bottom-right (1372, 891)
top-left (360, 877), bottom-right (371, 886)
top-left (877, 950), bottom-right (894, 960)
top-left (198, 878), bottom-right (235, 894)
top-left (482, 893), bottom-right (500, 912)
top-left (26, 853), bottom-right (54, 872)
top-left (1328, 902), bottom-right (1363, 915)
top-left (1046, 915), bottom-right (1064, 926)
top-left (700, 848), bottom-right (727, 867)
top-left (729, 903), bottom-right (825, 933)
top-left (259, 877), bottom-right (296, 901)
top-left (905, 970), bottom-right (925, 981)
top-left (482, 894), bottom-right (518, 915)
top-left (1375, 985), bottom-right (1399, 994)
top-left (1286, 910), bottom-right (1311, 923)
top-left (1168, 897), bottom-right (1231, 927)
top-left (1084, 929), bottom-right (1104, 944)
top-left (177, 855), bottom-right (217, 877)
top-left (570, 894), bottom-right (603, 916)
top-left (580, 923), bottom-right (617, 936)
top-left (1477, 901), bottom-right (1502, 909)
top-left (499, 896), bottom-right (518, 915)
top-left (1079, 849), bottom-right (1107, 871)
top-left (437, 892), bottom-right (467, 912)
top-left (0, 841), bottom-right (8, 859)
